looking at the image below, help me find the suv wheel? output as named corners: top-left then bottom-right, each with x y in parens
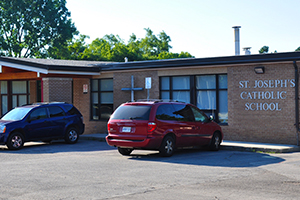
top-left (7, 132), bottom-right (24, 150)
top-left (209, 132), bottom-right (221, 151)
top-left (65, 127), bottom-right (79, 144)
top-left (159, 135), bottom-right (175, 157)
top-left (118, 147), bottom-right (133, 156)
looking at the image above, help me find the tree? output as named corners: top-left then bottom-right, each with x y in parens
top-left (49, 34), bottom-right (89, 60)
top-left (139, 28), bottom-right (160, 58)
top-left (80, 34), bottom-right (130, 62)
top-left (0, 0), bottom-right (77, 58)
top-left (127, 33), bottom-right (143, 61)
top-left (158, 51), bottom-right (193, 59)
top-left (259, 46), bottom-right (269, 54)
top-left (296, 47), bottom-right (300, 52)
top-left (52, 28), bottom-right (194, 61)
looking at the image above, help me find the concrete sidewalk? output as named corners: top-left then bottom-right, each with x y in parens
top-left (80, 133), bottom-right (300, 153)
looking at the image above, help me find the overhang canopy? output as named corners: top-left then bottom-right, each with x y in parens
top-left (0, 57), bottom-right (111, 79)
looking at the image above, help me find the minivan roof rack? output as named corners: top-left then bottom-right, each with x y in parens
top-left (32, 102), bottom-right (67, 105)
top-left (135, 99), bottom-right (185, 103)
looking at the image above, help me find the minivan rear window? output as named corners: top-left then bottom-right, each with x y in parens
top-left (110, 105), bottom-right (151, 120)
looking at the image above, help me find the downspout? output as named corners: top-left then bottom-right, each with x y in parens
top-left (293, 61), bottom-right (299, 146)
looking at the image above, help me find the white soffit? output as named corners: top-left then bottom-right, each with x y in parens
top-left (0, 61), bottom-right (48, 74)
top-left (47, 70), bottom-right (100, 75)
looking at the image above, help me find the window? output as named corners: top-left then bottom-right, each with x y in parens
top-left (173, 104), bottom-right (194, 122)
top-left (110, 105), bottom-right (151, 120)
top-left (62, 104), bottom-right (81, 116)
top-left (1, 81), bottom-right (30, 115)
top-left (160, 74), bottom-right (228, 124)
top-left (29, 108), bottom-right (47, 121)
top-left (190, 106), bottom-right (208, 122)
top-left (160, 76), bottom-right (191, 103)
top-left (91, 79), bottom-right (113, 120)
top-left (48, 106), bottom-right (65, 118)
top-left (156, 104), bottom-right (177, 121)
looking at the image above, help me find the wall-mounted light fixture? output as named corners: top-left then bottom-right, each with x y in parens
top-left (254, 66), bottom-right (265, 74)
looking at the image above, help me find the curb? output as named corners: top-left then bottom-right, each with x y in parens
top-left (80, 134), bottom-right (300, 153)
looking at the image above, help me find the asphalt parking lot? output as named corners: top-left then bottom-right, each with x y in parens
top-left (1, 139), bottom-right (300, 200)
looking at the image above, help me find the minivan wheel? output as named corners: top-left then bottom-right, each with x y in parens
top-left (118, 147), bottom-right (133, 156)
top-left (6, 132), bottom-right (24, 150)
top-left (209, 132), bottom-right (221, 151)
top-left (65, 127), bottom-right (79, 144)
top-left (159, 135), bottom-right (175, 157)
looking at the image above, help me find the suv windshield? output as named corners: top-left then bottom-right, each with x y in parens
top-left (1, 107), bottom-right (33, 121)
top-left (110, 105), bottom-right (151, 120)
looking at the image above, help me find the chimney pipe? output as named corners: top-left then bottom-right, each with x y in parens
top-left (232, 26), bottom-right (241, 55)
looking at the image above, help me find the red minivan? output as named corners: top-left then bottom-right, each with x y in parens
top-left (106, 100), bottom-right (223, 157)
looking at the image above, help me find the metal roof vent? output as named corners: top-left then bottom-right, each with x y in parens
top-left (243, 47), bottom-right (251, 55)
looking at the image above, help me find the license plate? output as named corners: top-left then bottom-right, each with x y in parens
top-left (122, 127), bottom-right (131, 133)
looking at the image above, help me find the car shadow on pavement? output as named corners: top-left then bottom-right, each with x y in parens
top-left (128, 148), bottom-right (285, 168)
top-left (0, 139), bottom-right (114, 154)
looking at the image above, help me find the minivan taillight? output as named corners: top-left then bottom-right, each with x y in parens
top-left (107, 123), bottom-right (110, 131)
top-left (148, 122), bottom-right (157, 133)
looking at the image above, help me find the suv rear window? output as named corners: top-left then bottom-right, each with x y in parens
top-left (48, 106), bottom-right (65, 118)
top-left (62, 104), bottom-right (81, 116)
top-left (110, 105), bottom-right (151, 120)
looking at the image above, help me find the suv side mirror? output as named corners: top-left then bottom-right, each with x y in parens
top-left (209, 115), bottom-right (214, 121)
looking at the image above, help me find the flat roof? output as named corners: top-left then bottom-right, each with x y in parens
top-left (99, 51), bottom-right (300, 71)
top-left (1, 51), bottom-right (300, 74)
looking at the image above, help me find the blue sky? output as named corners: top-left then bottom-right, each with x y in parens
top-left (66, 0), bottom-right (300, 58)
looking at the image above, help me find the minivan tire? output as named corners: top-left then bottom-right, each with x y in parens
top-left (159, 135), bottom-right (175, 157)
top-left (118, 147), bottom-right (133, 156)
top-left (6, 132), bottom-right (24, 150)
top-left (209, 132), bottom-right (221, 151)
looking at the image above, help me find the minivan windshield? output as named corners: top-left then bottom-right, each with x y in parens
top-left (1, 107), bottom-right (33, 121)
top-left (110, 105), bottom-right (151, 120)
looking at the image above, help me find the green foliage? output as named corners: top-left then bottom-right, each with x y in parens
top-left (0, 0), bottom-right (77, 58)
top-left (259, 46), bottom-right (269, 54)
top-left (61, 28), bottom-right (194, 62)
top-left (296, 47), bottom-right (300, 52)
top-left (80, 34), bottom-right (130, 62)
top-left (49, 34), bottom-right (89, 60)
top-left (158, 51), bottom-right (194, 59)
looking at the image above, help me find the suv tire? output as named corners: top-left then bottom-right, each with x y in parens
top-left (7, 132), bottom-right (24, 150)
top-left (65, 127), bottom-right (79, 144)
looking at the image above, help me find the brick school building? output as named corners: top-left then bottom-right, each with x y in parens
top-left (1, 52), bottom-right (300, 145)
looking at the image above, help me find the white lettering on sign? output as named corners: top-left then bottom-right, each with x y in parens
top-left (239, 79), bottom-right (295, 111)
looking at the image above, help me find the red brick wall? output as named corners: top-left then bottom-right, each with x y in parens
top-left (224, 63), bottom-right (297, 145)
top-left (73, 78), bottom-right (107, 135)
top-left (113, 71), bottom-right (159, 109)
top-left (29, 80), bottom-right (37, 103)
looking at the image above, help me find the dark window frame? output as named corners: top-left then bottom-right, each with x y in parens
top-left (160, 76), bottom-right (193, 103)
top-left (160, 74), bottom-right (228, 125)
top-left (90, 78), bottom-right (113, 121)
top-left (1, 80), bottom-right (30, 116)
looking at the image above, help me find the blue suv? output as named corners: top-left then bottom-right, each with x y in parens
top-left (0, 102), bottom-right (85, 150)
